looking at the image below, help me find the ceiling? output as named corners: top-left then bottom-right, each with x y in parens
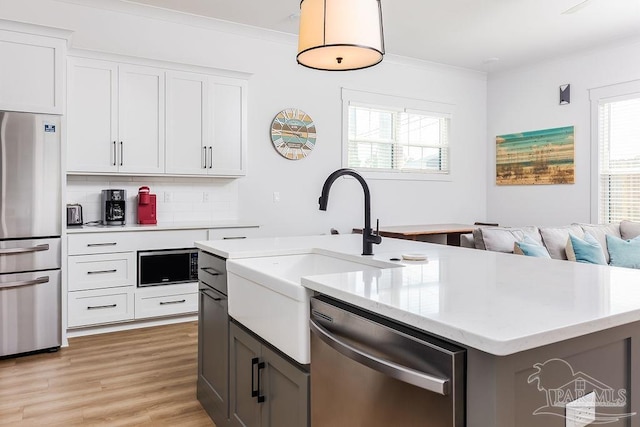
top-left (123, 0), bottom-right (640, 72)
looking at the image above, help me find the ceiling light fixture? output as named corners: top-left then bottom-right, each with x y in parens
top-left (297, 0), bottom-right (385, 71)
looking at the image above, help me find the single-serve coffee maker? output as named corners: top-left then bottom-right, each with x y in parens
top-left (102, 189), bottom-right (126, 225)
top-left (137, 186), bottom-right (157, 225)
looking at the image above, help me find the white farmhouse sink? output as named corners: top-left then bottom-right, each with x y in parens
top-left (227, 251), bottom-right (399, 364)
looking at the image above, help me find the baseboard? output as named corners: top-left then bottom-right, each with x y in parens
top-left (66, 314), bottom-right (198, 338)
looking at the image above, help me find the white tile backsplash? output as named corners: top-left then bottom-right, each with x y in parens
top-left (66, 176), bottom-right (238, 224)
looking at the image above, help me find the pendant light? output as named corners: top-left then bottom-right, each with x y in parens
top-left (297, 0), bottom-right (385, 71)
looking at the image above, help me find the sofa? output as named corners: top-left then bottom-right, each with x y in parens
top-left (460, 220), bottom-right (640, 268)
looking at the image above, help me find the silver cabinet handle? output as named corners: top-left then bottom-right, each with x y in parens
top-left (87, 269), bottom-right (117, 275)
top-left (201, 289), bottom-right (224, 302)
top-left (87, 304), bottom-right (117, 310)
top-left (87, 242), bottom-right (117, 247)
top-left (208, 146), bottom-right (212, 169)
top-left (0, 244), bottom-right (49, 256)
top-left (0, 276), bottom-right (49, 290)
top-left (119, 141), bottom-right (123, 166)
top-left (222, 236), bottom-right (247, 240)
top-left (203, 146), bottom-right (207, 169)
top-left (159, 299), bottom-right (186, 305)
top-left (112, 141), bottom-right (117, 166)
top-left (200, 266), bottom-right (222, 276)
top-left (310, 318), bottom-right (450, 396)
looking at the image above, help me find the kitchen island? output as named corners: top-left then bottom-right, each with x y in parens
top-left (196, 234), bottom-right (640, 426)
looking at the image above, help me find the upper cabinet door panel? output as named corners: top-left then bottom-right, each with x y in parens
top-left (165, 71), bottom-right (208, 175)
top-left (0, 29), bottom-right (66, 114)
top-left (211, 77), bottom-right (247, 176)
top-left (67, 58), bottom-right (119, 173)
top-left (117, 65), bottom-right (165, 174)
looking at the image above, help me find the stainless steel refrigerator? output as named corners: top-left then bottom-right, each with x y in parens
top-left (0, 111), bottom-right (61, 357)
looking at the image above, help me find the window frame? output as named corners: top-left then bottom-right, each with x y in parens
top-left (342, 88), bottom-right (455, 181)
top-left (590, 80), bottom-right (640, 223)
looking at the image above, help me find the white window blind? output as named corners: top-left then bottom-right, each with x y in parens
top-left (598, 96), bottom-right (640, 223)
top-left (342, 88), bottom-right (452, 178)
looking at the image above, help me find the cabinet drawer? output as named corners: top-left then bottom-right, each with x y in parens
top-left (68, 252), bottom-right (136, 291)
top-left (135, 291), bottom-right (198, 319)
top-left (68, 234), bottom-right (134, 255)
top-left (68, 288), bottom-right (134, 328)
top-left (199, 251), bottom-right (227, 295)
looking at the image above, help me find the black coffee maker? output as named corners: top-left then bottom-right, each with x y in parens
top-left (102, 189), bottom-right (126, 225)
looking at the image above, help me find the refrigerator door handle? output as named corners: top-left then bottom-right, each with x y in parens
top-left (0, 244), bottom-right (49, 256)
top-left (0, 276), bottom-right (49, 290)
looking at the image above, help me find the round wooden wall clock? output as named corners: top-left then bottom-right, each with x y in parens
top-left (270, 108), bottom-right (316, 160)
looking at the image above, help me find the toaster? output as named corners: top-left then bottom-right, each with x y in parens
top-left (66, 204), bottom-right (83, 226)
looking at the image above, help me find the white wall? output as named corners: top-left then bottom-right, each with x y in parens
top-left (2, 0), bottom-right (488, 237)
top-left (487, 38), bottom-right (640, 227)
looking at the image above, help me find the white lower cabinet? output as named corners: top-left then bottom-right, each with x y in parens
top-left (67, 227), bottom-right (240, 331)
top-left (67, 252), bottom-right (136, 292)
top-left (135, 282), bottom-right (198, 320)
top-left (68, 288), bottom-right (135, 328)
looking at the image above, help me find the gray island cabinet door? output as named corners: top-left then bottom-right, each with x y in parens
top-left (229, 322), bottom-right (310, 427)
top-left (261, 346), bottom-right (310, 427)
top-left (197, 284), bottom-right (229, 424)
top-left (230, 322), bottom-right (262, 427)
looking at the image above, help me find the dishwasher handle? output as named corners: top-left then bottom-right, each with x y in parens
top-left (310, 318), bottom-right (450, 396)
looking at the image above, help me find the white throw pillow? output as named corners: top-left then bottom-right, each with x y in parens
top-left (539, 225), bottom-right (584, 260)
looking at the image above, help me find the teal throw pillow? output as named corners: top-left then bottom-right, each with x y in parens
top-left (566, 233), bottom-right (607, 265)
top-left (514, 235), bottom-right (551, 258)
top-left (606, 234), bottom-right (640, 269)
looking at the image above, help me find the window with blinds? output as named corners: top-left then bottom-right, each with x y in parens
top-left (598, 96), bottom-right (640, 223)
top-left (345, 103), bottom-right (451, 175)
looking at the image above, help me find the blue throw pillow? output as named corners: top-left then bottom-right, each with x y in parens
top-left (514, 235), bottom-right (551, 258)
top-left (606, 234), bottom-right (640, 269)
top-left (566, 233), bottom-right (607, 265)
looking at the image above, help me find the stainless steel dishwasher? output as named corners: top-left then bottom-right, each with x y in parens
top-left (310, 295), bottom-right (465, 427)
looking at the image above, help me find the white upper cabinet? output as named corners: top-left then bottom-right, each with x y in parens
top-left (117, 64), bottom-right (165, 174)
top-left (67, 53), bottom-right (248, 177)
top-left (67, 58), bottom-right (166, 174)
top-left (67, 58), bottom-right (118, 173)
top-left (165, 71), bottom-right (209, 175)
top-left (165, 72), bottom-right (247, 176)
top-left (0, 20), bottom-right (69, 114)
top-left (210, 77), bottom-right (247, 176)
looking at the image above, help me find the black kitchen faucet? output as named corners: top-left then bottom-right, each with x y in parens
top-left (318, 168), bottom-right (382, 256)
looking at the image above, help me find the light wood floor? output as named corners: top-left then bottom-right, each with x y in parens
top-left (0, 321), bottom-right (216, 427)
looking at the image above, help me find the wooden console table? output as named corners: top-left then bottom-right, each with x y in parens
top-left (352, 223), bottom-right (476, 246)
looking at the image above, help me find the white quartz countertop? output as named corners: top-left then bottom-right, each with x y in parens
top-left (196, 234), bottom-right (640, 356)
top-left (67, 221), bottom-right (259, 234)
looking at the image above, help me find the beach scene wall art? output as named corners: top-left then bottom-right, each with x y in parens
top-left (496, 126), bottom-right (575, 185)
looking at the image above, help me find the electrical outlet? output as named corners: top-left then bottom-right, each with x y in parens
top-left (273, 192), bottom-right (280, 203)
top-left (164, 192), bottom-right (172, 203)
top-left (203, 192), bottom-right (210, 202)
top-left (566, 392), bottom-right (596, 427)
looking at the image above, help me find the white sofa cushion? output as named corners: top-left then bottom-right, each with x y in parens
top-left (474, 226), bottom-right (542, 253)
top-left (539, 225), bottom-right (584, 260)
top-left (620, 220), bottom-right (640, 240)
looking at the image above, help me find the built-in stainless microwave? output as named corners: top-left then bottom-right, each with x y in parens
top-left (138, 248), bottom-right (199, 287)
